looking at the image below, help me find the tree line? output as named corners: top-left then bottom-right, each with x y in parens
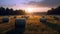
top-left (47, 6), bottom-right (60, 15)
top-left (0, 7), bottom-right (26, 16)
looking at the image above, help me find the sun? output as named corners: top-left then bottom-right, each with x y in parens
top-left (28, 8), bottom-right (32, 12)
top-left (25, 8), bottom-right (33, 13)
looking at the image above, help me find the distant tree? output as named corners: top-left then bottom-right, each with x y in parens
top-left (9, 8), bottom-right (13, 15)
top-left (47, 6), bottom-right (60, 15)
top-left (5, 8), bottom-right (10, 15)
top-left (0, 7), bottom-right (5, 15)
top-left (19, 10), bottom-right (26, 15)
top-left (0, 7), bottom-right (26, 15)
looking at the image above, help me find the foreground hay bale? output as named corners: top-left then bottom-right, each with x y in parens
top-left (15, 18), bottom-right (26, 34)
top-left (15, 18), bottom-right (26, 27)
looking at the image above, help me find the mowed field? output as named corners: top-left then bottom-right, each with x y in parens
top-left (0, 15), bottom-right (60, 34)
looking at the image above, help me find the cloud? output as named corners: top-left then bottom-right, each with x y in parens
top-left (26, 0), bottom-right (60, 8)
top-left (0, 0), bottom-right (60, 8)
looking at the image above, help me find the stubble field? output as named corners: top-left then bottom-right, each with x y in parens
top-left (0, 15), bottom-right (60, 34)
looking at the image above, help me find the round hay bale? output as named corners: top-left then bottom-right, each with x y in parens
top-left (15, 18), bottom-right (26, 28)
top-left (53, 16), bottom-right (59, 20)
top-left (15, 18), bottom-right (26, 34)
top-left (2, 16), bottom-right (9, 23)
top-left (40, 17), bottom-right (46, 22)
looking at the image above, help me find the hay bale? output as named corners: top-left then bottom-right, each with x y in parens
top-left (53, 16), bottom-right (59, 20)
top-left (14, 16), bottom-right (16, 18)
top-left (40, 17), bottom-right (46, 22)
top-left (24, 15), bottom-right (29, 19)
top-left (15, 18), bottom-right (26, 34)
top-left (15, 18), bottom-right (26, 28)
top-left (2, 16), bottom-right (9, 23)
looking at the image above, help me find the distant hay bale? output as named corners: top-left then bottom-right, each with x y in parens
top-left (14, 16), bottom-right (16, 18)
top-left (21, 16), bottom-right (24, 18)
top-left (40, 17), bottom-right (46, 22)
top-left (24, 16), bottom-right (29, 19)
top-left (15, 18), bottom-right (26, 28)
top-left (2, 16), bottom-right (9, 23)
top-left (53, 16), bottom-right (59, 20)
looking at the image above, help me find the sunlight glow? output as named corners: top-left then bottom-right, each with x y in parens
top-left (25, 8), bottom-right (33, 13)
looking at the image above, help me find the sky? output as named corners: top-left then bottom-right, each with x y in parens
top-left (0, 0), bottom-right (60, 12)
